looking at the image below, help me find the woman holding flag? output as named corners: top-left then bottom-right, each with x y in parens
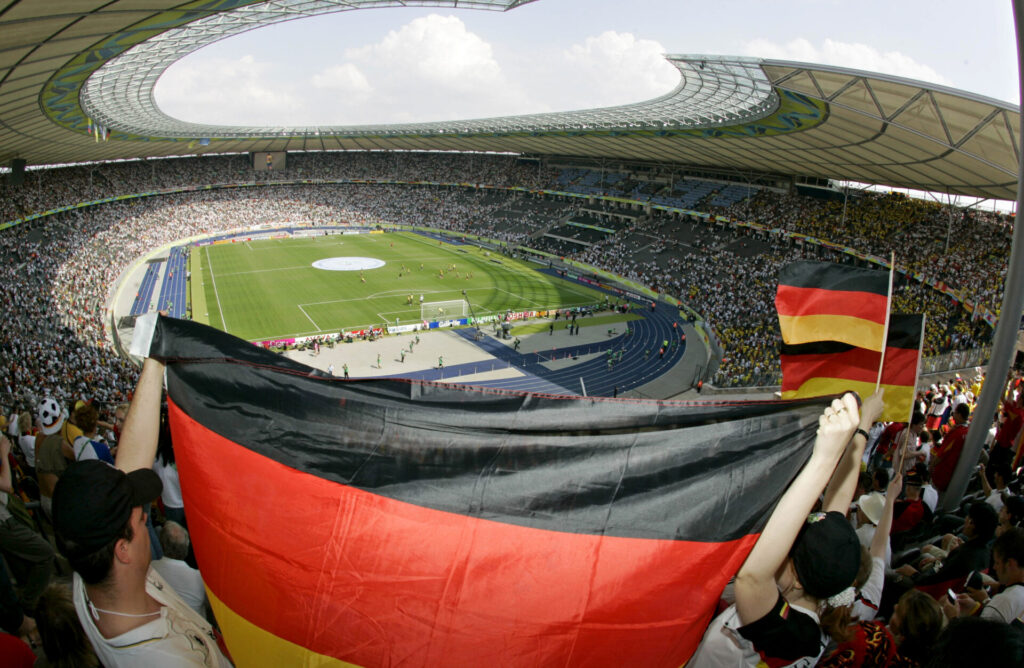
top-left (690, 390), bottom-right (884, 667)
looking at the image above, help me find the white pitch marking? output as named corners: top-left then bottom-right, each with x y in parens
top-left (205, 246), bottom-right (228, 332)
top-left (297, 304), bottom-right (322, 331)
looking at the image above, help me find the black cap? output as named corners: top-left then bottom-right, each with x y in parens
top-left (791, 511), bottom-right (861, 599)
top-left (52, 460), bottom-right (162, 555)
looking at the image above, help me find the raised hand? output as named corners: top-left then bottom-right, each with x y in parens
top-left (859, 388), bottom-right (885, 429)
top-left (814, 392), bottom-right (861, 461)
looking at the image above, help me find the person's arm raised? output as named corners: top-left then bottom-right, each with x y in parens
top-left (979, 463), bottom-right (992, 497)
top-left (871, 472), bottom-right (901, 560)
top-left (114, 358), bottom-right (165, 473)
top-left (822, 389), bottom-right (884, 514)
top-left (0, 435), bottom-right (12, 494)
top-left (734, 393), bottom-right (860, 626)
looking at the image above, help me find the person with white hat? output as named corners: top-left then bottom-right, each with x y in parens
top-left (33, 397), bottom-right (69, 518)
top-left (856, 493), bottom-right (888, 553)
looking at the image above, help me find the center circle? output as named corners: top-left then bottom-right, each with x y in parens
top-left (312, 257), bottom-right (385, 271)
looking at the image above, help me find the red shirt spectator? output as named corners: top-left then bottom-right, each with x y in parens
top-left (931, 405), bottom-right (971, 491)
top-left (995, 395), bottom-right (1024, 451)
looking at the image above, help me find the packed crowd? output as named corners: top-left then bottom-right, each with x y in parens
top-left (0, 152), bottom-right (556, 224)
top-left (687, 375), bottom-right (1024, 666)
top-left (0, 153), bottom-right (1020, 666)
top-left (0, 153), bottom-right (1003, 404)
top-left (564, 212), bottom-right (993, 387)
top-left (0, 182), bottom-right (576, 413)
top-left (719, 189), bottom-right (1012, 316)
top-left (4, 359), bottom-right (1024, 665)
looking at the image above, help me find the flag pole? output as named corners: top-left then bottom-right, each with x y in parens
top-left (910, 314), bottom-right (926, 426)
top-left (875, 252), bottom-right (896, 389)
top-left (896, 314), bottom-right (927, 474)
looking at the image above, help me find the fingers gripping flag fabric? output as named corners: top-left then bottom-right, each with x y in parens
top-left (145, 316), bottom-right (831, 667)
top-left (776, 261), bottom-right (890, 352)
top-left (780, 314), bottom-right (924, 422)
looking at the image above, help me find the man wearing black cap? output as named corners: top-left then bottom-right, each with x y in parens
top-left (52, 359), bottom-right (230, 667)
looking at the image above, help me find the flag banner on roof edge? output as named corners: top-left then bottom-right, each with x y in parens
top-left (146, 316), bottom-right (832, 667)
top-left (780, 313), bottom-right (924, 422)
top-left (776, 260), bottom-right (890, 352)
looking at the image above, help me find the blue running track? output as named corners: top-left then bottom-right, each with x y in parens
top-left (129, 262), bottom-right (162, 315)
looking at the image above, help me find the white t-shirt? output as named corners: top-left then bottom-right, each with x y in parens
top-left (151, 557), bottom-right (207, 616)
top-left (73, 568), bottom-right (231, 667)
top-left (688, 601), bottom-right (824, 668)
top-left (981, 583), bottom-right (1024, 626)
top-left (18, 433), bottom-right (36, 468)
top-left (852, 557), bottom-right (885, 622)
top-left (855, 524), bottom-right (892, 567)
top-left (986, 488), bottom-right (1008, 513)
top-left (73, 435), bottom-right (111, 462)
top-left (152, 457), bottom-right (183, 509)
top-left (922, 484), bottom-right (939, 513)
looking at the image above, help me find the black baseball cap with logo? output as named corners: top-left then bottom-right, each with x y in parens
top-left (52, 460), bottom-right (162, 555)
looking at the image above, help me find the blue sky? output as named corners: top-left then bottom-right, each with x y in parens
top-left (155, 0), bottom-right (1018, 127)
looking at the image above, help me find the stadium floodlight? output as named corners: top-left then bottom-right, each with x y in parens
top-left (421, 299), bottom-right (469, 322)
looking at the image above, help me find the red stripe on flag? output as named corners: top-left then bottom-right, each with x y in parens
top-left (775, 285), bottom-right (889, 322)
top-left (169, 399), bottom-right (756, 667)
top-left (780, 345), bottom-right (918, 392)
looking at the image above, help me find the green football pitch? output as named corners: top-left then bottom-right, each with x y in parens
top-left (191, 232), bottom-right (608, 341)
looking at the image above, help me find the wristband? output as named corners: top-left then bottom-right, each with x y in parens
top-left (855, 428), bottom-right (870, 441)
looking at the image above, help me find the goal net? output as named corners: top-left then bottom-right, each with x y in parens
top-left (421, 299), bottom-right (468, 320)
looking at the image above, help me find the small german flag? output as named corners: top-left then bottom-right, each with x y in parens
top-left (776, 261), bottom-right (890, 352)
top-left (780, 314), bottom-right (923, 421)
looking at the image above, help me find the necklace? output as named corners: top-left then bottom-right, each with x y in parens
top-left (87, 599), bottom-right (161, 621)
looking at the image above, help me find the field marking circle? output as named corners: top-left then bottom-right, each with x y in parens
top-left (312, 257), bottom-right (385, 271)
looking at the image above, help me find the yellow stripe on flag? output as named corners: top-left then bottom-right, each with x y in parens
top-left (782, 378), bottom-right (915, 422)
top-left (207, 588), bottom-right (359, 668)
top-left (778, 314), bottom-right (885, 352)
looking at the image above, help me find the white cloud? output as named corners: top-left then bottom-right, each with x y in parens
top-left (562, 31), bottom-right (678, 104)
top-left (155, 18), bottom-right (683, 126)
top-left (311, 63), bottom-right (371, 95)
top-left (323, 13), bottom-right (537, 122)
top-left (500, 31), bottom-right (677, 114)
top-left (346, 15), bottom-right (501, 93)
top-left (742, 38), bottom-right (953, 87)
top-left (155, 55), bottom-right (304, 126)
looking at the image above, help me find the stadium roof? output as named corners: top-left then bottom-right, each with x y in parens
top-left (0, 0), bottom-right (1019, 200)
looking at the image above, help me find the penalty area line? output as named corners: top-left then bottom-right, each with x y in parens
top-left (297, 304), bottom-right (322, 332)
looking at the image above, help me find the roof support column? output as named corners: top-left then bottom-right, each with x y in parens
top-left (940, 0), bottom-right (1024, 512)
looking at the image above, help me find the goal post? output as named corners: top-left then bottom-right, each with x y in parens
top-left (421, 299), bottom-right (468, 320)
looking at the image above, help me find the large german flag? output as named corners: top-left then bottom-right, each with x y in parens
top-left (780, 314), bottom-right (923, 422)
top-left (776, 261), bottom-right (890, 351)
top-left (147, 316), bottom-right (832, 667)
